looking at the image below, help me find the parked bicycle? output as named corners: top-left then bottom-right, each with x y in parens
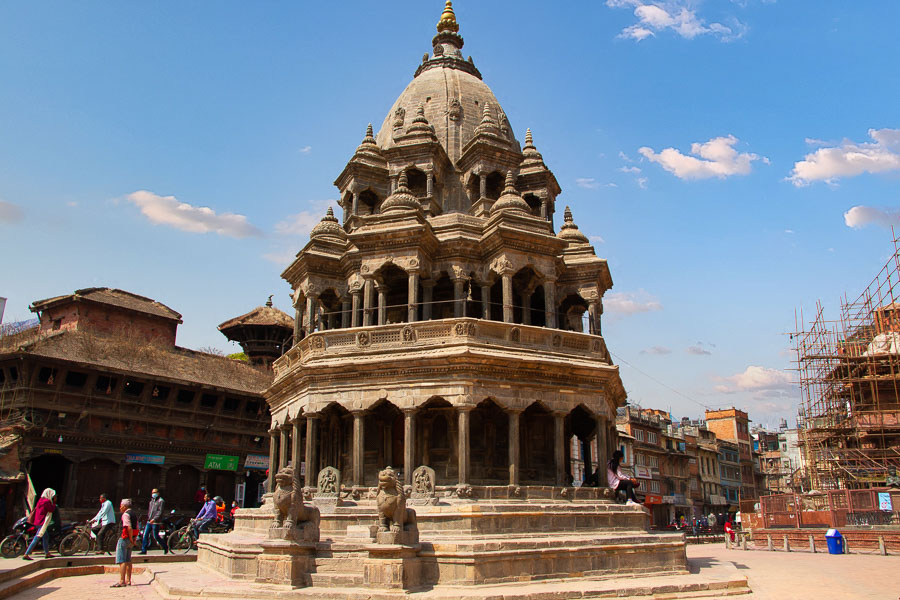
top-left (58, 521), bottom-right (117, 556)
top-left (167, 517), bottom-right (233, 554)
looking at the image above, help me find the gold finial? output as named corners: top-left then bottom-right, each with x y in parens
top-left (437, 1), bottom-right (459, 33)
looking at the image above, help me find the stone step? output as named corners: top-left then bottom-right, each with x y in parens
top-left (314, 556), bottom-right (366, 572)
top-left (308, 572), bottom-right (365, 587)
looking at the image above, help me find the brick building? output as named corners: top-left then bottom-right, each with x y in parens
top-left (705, 408), bottom-right (758, 500)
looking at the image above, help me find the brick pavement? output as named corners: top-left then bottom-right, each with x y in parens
top-left (6, 570), bottom-right (158, 600)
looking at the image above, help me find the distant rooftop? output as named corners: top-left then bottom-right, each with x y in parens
top-left (30, 288), bottom-right (183, 323)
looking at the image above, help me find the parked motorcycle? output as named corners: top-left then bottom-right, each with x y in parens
top-left (0, 515), bottom-right (75, 558)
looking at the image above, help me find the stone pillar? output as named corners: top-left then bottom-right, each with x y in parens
top-left (267, 429), bottom-right (278, 493)
top-left (480, 284), bottom-right (491, 319)
top-left (376, 284), bottom-right (387, 326)
top-left (544, 280), bottom-right (557, 329)
top-left (501, 273), bottom-right (514, 323)
top-left (479, 174), bottom-right (486, 198)
top-left (304, 415), bottom-right (319, 489)
top-left (351, 191), bottom-right (359, 216)
top-left (588, 300), bottom-right (601, 335)
top-left (540, 197), bottom-right (548, 220)
top-left (363, 278), bottom-right (375, 326)
top-left (426, 172), bottom-right (434, 197)
top-left (341, 300), bottom-right (351, 329)
top-left (351, 288), bottom-right (362, 328)
top-left (508, 409), bottom-right (521, 486)
top-left (352, 411), bottom-right (365, 487)
top-left (279, 426), bottom-right (290, 470)
top-left (453, 276), bottom-right (466, 318)
top-left (422, 282), bottom-right (434, 321)
top-left (403, 409), bottom-right (416, 487)
top-left (581, 438), bottom-right (593, 480)
top-left (521, 287), bottom-right (533, 325)
top-left (306, 293), bottom-right (319, 334)
top-left (292, 418), bottom-right (303, 487)
top-left (408, 271), bottom-right (420, 323)
top-left (293, 305), bottom-right (303, 342)
top-left (457, 406), bottom-right (472, 486)
top-left (554, 412), bottom-right (566, 486)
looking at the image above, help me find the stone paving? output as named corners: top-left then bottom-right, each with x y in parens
top-left (4, 543), bottom-right (900, 599)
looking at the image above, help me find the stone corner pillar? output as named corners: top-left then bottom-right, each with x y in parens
top-left (402, 408), bottom-right (416, 487)
top-left (279, 425), bottom-right (290, 470)
top-left (553, 411), bottom-right (567, 486)
top-left (267, 427), bottom-right (279, 493)
top-left (407, 270), bottom-right (420, 323)
top-left (501, 272), bottom-right (514, 323)
top-left (291, 417), bottom-right (304, 489)
top-left (304, 413), bottom-right (320, 490)
top-left (457, 406), bottom-right (474, 486)
top-left (507, 408), bottom-right (523, 486)
top-left (352, 410), bottom-right (366, 487)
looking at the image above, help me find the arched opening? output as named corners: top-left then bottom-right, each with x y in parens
top-left (523, 193), bottom-right (542, 217)
top-left (406, 168), bottom-right (427, 198)
top-left (342, 191), bottom-right (353, 221)
top-left (566, 405), bottom-right (598, 486)
top-left (466, 275), bottom-right (483, 318)
top-left (512, 266), bottom-right (542, 325)
top-left (206, 471), bottom-right (236, 504)
top-left (489, 278), bottom-right (503, 321)
top-left (123, 463), bottom-right (161, 505)
top-left (319, 403), bottom-right (351, 479)
top-left (531, 284), bottom-right (547, 327)
top-left (466, 173), bottom-right (480, 204)
top-left (520, 403), bottom-right (555, 485)
top-left (470, 398), bottom-right (509, 484)
top-left (364, 400), bottom-right (404, 485)
top-left (358, 189), bottom-right (379, 216)
top-left (379, 264), bottom-right (410, 324)
top-left (76, 458), bottom-right (118, 508)
top-left (430, 273), bottom-right (454, 320)
top-left (166, 464), bottom-right (200, 511)
top-left (29, 454), bottom-right (71, 506)
top-left (319, 289), bottom-right (343, 330)
top-left (559, 294), bottom-right (588, 333)
top-left (485, 171), bottom-right (504, 200)
top-left (416, 398), bottom-right (456, 482)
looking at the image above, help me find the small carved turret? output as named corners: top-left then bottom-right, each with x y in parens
top-left (492, 171), bottom-right (530, 213)
top-left (557, 206), bottom-right (590, 244)
top-left (436, 1), bottom-right (459, 33)
top-left (405, 104), bottom-right (436, 137)
top-left (381, 171), bottom-right (422, 213)
top-left (310, 206), bottom-right (347, 240)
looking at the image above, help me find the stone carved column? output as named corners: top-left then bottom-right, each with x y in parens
top-left (351, 191), bottom-right (359, 216)
top-left (403, 409), bottom-right (416, 487)
top-left (352, 411), bottom-right (365, 487)
top-left (292, 417), bottom-right (304, 488)
top-left (544, 280), bottom-right (557, 329)
top-left (508, 409), bottom-right (522, 486)
top-left (501, 273), bottom-right (514, 323)
top-left (588, 300), bottom-right (600, 335)
top-left (267, 428), bottom-right (278, 493)
top-left (540, 197), bottom-right (548, 220)
top-left (306, 293), bottom-right (319, 334)
top-left (376, 284), bottom-right (387, 326)
top-left (426, 172), bottom-right (434, 197)
top-left (554, 413), bottom-right (566, 486)
top-left (351, 288), bottom-right (362, 328)
top-left (479, 173), bottom-right (486, 198)
top-left (480, 284), bottom-right (491, 320)
top-left (521, 284), bottom-right (536, 326)
top-left (293, 304), bottom-right (303, 342)
top-left (452, 276), bottom-right (466, 318)
top-left (408, 271), bottom-right (420, 323)
top-left (457, 406), bottom-right (473, 486)
top-left (422, 281), bottom-right (434, 321)
top-left (279, 425), bottom-right (290, 470)
top-left (363, 278), bottom-right (375, 327)
top-left (304, 414), bottom-right (319, 489)
top-left (341, 299), bottom-right (351, 329)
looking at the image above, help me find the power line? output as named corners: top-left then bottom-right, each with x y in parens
top-left (608, 349), bottom-right (711, 411)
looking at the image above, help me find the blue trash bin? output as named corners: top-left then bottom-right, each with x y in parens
top-left (825, 529), bottom-right (844, 554)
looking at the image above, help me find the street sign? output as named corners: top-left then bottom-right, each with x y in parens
top-left (244, 454), bottom-right (269, 470)
top-left (126, 453), bottom-right (165, 465)
top-left (204, 454), bottom-right (239, 471)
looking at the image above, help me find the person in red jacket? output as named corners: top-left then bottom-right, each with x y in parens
top-left (22, 488), bottom-right (56, 560)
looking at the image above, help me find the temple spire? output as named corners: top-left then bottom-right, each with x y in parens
top-left (437, 1), bottom-right (459, 33)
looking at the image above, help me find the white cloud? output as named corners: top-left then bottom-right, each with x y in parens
top-left (784, 229), bottom-right (794, 234)
top-left (636, 177), bottom-right (649, 189)
top-left (641, 345), bottom-right (672, 355)
top-left (687, 342), bottom-right (713, 355)
top-left (589, 235), bottom-right (606, 244)
top-left (605, 290), bottom-right (663, 315)
top-left (639, 135), bottom-right (765, 180)
top-left (274, 200), bottom-right (339, 237)
top-left (619, 166), bottom-right (642, 174)
top-left (788, 128), bottom-right (900, 186)
top-left (607, 1), bottom-right (744, 42)
top-left (844, 206), bottom-right (900, 229)
top-left (299, 146), bottom-right (312, 154)
top-left (619, 151), bottom-right (633, 162)
top-left (0, 200), bottom-right (24, 223)
top-left (715, 365), bottom-right (792, 393)
top-left (126, 190), bottom-right (262, 238)
top-left (576, 178), bottom-right (602, 190)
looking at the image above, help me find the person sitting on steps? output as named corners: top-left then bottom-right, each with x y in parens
top-left (607, 450), bottom-right (640, 506)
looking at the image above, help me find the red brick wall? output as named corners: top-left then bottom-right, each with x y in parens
top-left (39, 303), bottom-right (177, 346)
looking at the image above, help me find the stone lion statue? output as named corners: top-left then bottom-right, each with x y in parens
top-left (375, 466), bottom-right (416, 533)
top-left (272, 465), bottom-right (314, 528)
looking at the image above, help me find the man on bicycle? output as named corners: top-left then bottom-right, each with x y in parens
top-left (192, 493), bottom-right (216, 539)
top-left (90, 493), bottom-right (115, 540)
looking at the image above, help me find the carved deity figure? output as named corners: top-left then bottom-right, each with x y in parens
top-left (317, 466), bottom-right (340, 496)
top-left (376, 466), bottom-right (417, 533)
top-left (412, 465), bottom-right (435, 497)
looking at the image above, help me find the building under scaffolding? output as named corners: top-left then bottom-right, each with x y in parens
top-left (794, 235), bottom-right (900, 490)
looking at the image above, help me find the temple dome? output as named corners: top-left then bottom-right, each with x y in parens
top-left (310, 207), bottom-right (347, 240)
top-left (375, 49), bottom-right (518, 163)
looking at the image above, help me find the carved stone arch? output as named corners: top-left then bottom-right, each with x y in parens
top-left (520, 401), bottom-right (555, 485)
top-left (416, 397), bottom-right (456, 482)
top-left (362, 399), bottom-right (404, 485)
top-left (405, 166), bottom-right (428, 198)
top-left (357, 188), bottom-right (380, 216)
top-left (471, 397), bottom-right (510, 484)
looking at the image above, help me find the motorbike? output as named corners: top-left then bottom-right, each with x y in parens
top-left (167, 517), bottom-right (234, 554)
top-left (1, 515), bottom-right (75, 558)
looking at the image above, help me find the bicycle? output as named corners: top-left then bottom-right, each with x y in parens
top-left (167, 517), bottom-right (233, 554)
top-left (58, 522), bottom-right (117, 556)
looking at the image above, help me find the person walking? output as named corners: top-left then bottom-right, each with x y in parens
top-left (140, 488), bottom-right (166, 554)
top-left (193, 485), bottom-right (207, 512)
top-left (112, 499), bottom-right (137, 587)
top-left (22, 488), bottom-right (56, 560)
top-left (607, 450), bottom-right (640, 505)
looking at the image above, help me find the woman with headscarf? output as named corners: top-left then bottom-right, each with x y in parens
top-left (22, 488), bottom-right (56, 560)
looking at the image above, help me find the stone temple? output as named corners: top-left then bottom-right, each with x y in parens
top-left (189, 3), bottom-right (735, 597)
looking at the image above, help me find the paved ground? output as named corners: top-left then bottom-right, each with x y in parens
top-left (688, 543), bottom-right (900, 600)
top-left (4, 544), bottom-right (900, 599)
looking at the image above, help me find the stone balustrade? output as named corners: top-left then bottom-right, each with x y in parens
top-left (273, 318), bottom-right (610, 379)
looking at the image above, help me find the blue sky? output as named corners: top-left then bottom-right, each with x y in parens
top-left (1, 1), bottom-right (898, 428)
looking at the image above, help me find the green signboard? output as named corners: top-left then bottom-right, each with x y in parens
top-left (204, 453), bottom-right (239, 471)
